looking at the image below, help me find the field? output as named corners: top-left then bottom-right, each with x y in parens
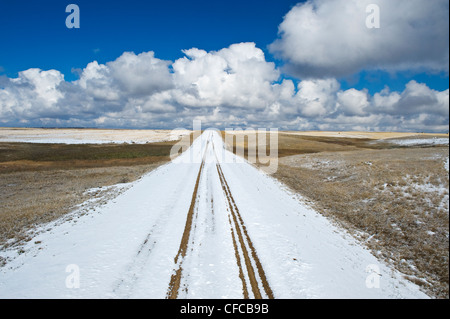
top-left (0, 136), bottom-right (192, 255)
top-left (0, 128), bottom-right (447, 299)
top-left (224, 131), bottom-right (449, 298)
top-left (0, 127), bottom-right (190, 144)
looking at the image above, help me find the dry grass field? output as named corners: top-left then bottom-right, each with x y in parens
top-left (224, 131), bottom-right (449, 299)
top-left (0, 136), bottom-right (193, 261)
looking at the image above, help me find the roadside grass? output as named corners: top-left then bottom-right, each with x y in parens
top-left (223, 131), bottom-right (449, 299)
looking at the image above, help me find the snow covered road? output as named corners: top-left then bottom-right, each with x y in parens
top-left (0, 131), bottom-right (428, 298)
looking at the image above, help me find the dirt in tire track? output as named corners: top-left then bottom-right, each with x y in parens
top-left (166, 135), bottom-right (273, 299)
top-left (216, 162), bottom-right (274, 299)
top-left (166, 140), bottom-right (209, 299)
top-left (228, 214), bottom-right (250, 299)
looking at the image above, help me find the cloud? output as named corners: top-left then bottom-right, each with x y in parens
top-left (0, 69), bottom-right (66, 122)
top-left (337, 88), bottom-right (370, 116)
top-left (171, 43), bottom-right (280, 109)
top-left (371, 81), bottom-right (449, 117)
top-left (108, 51), bottom-right (173, 96)
top-left (269, 0), bottom-right (449, 78)
top-left (0, 43), bottom-right (448, 132)
top-left (11, 68), bottom-right (64, 105)
top-left (77, 61), bottom-right (120, 102)
top-left (75, 51), bottom-right (173, 101)
top-left (294, 78), bottom-right (340, 117)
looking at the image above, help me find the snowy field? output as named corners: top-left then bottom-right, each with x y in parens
top-left (0, 131), bottom-right (428, 299)
top-left (385, 137), bottom-right (449, 146)
top-left (282, 131), bottom-right (448, 140)
top-left (0, 128), bottom-right (191, 144)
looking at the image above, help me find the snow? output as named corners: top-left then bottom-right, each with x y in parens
top-left (386, 137), bottom-right (449, 146)
top-left (0, 128), bottom-right (191, 144)
top-left (0, 131), bottom-right (429, 299)
top-left (382, 174), bottom-right (449, 213)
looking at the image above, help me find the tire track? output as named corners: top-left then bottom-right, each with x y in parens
top-left (166, 134), bottom-right (273, 299)
top-left (166, 137), bottom-right (210, 299)
top-left (214, 146), bottom-right (274, 299)
top-left (228, 214), bottom-right (250, 299)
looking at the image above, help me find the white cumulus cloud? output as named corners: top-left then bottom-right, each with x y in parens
top-left (0, 43), bottom-right (448, 133)
top-left (270, 0), bottom-right (449, 78)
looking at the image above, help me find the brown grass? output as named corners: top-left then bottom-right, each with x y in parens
top-left (221, 131), bottom-right (416, 162)
top-left (0, 141), bottom-right (179, 171)
top-left (223, 131), bottom-right (449, 299)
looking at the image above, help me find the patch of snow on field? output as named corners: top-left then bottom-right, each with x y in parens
top-left (386, 137), bottom-right (449, 146)
top-left (281, 155), bottom-right (344, 171)
top-left (0, 129), bottom-right (191, 144)
top-left (383, 174), bottom-right (449, 213)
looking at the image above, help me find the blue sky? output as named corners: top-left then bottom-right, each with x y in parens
top-left (0, 0), bottom-right (297, 80)
top-left (0, 0), bottom-right (448, 132)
